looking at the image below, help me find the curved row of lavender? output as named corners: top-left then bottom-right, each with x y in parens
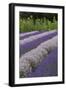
top-left (20, 30), bottom-right (56, 45)
top-left (20, 31), bottom-right (57, 56)
top-left (20, 31), bottom-right (39, 37)
top-left (27, 47), bottom-right (58, 77)
top-left (20, 31), bottom-right (43, 40)
top-left (19, 36), bottom-right (57, 78)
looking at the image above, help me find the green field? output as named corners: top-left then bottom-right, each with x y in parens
top-left (19, 13), bottom-right (58, 32)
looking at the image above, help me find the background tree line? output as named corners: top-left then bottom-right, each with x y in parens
top-left (19, 12), bottom-right (58, 32)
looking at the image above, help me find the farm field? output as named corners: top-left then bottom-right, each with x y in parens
top-left (19, 12), bottom-right (58, 78)
top-left (19, 30), bottom-right (58, 78)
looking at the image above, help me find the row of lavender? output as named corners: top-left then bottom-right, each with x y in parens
top-left (19, 30), bottom-right (58, 78)
top-left (28, 47), bottom-right (58, 77)
top-left (20, 30), bottom-right (57, 56)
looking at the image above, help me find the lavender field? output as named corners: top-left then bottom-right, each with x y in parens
top-left (19, 12), bottom-right (58, 78)
top-left (19, 30), bottom-right (58, 78)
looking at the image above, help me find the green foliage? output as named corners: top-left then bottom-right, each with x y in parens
top-left (19, 16), bottom-right (58, 32)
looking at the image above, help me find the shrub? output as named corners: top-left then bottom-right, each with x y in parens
top-left (19, 16), bottom-right (58, 32)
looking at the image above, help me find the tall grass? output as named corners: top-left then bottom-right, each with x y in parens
top-left (19, 16), bottom-right (58, 33)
